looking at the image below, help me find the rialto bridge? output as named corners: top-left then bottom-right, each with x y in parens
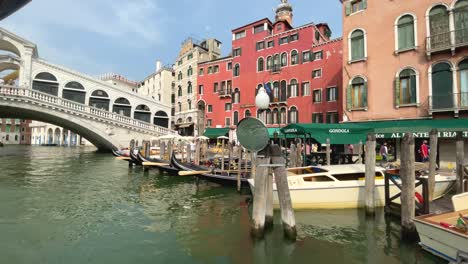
top-left (0, 27), bottom-right (174, 151)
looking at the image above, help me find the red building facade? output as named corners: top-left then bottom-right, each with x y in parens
top-left (197, 1), bottom-right (343, 131)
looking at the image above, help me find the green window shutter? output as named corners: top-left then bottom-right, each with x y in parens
top-left (345, 2), bottom-right (351, 16)
top-left (394, 77), bottom-right (400, 107)
top-left (362, 0), bottom-right (367, 9)
top-left (363, 82), bottom-right (368, 108)
top-left (346, 85), bottom-right (352, 110)
top-left (326, 89), bottom-right (330, 101)
top-left (410, 75), bottom-right (417, 104)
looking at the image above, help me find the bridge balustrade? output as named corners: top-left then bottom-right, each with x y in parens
top-left (0, 85), bottom-right (175, 136)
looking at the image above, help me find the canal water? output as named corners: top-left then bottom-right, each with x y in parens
top-left (0, 146), bottom-right (445, 264)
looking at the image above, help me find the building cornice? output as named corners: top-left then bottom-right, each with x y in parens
top-left (198, 56), bottom-right (233, 66)
top-left (264, 22), bottom-right (314, 39)
top-left (312, 37), bottom-right (343, 48)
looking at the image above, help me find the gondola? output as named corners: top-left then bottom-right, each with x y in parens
top-left (129, 148), bottom-right (143, 165)
top-left (137, 152), bottom-right (179, 175)
top-left (170, 154), bottom-right (250, 187)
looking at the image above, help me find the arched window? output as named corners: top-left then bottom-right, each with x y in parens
top-left (178, 86), bottom-right (182, 97)
top-left (429, 5), bottom-right (450, 50)
top-left (397, 15), bottom-right (416, 50)
top-left (350, 29), bottom-right (365, 61)
top-left (272, 108), bottom-right (279, 124)
top-left (63, 81), bottom-right (86, 104)
top-left (245, 109), bottom-right (251, 118)
top-left (257, 58), bottom-right (264, 72)
top-left (396, 68), bottom-right (417, 105)
top-left (291, 50), bottom-right (299, 65)
top-left (187, 66), bottom-right (193, 76)
top-left (178, 71), bottom-right (183, 80)
top-left (233, 88), bottom-right (240, 104)
top-left (178, 102), bottom-right (182, 112)
top-left (187, 82), bottom-right (193, 94)
top-left (459, 59), bottom-right (468, 107)
top-left (188, 99), bottom-right (192, 110)
top-left (177, 118), bottom-right (183, 124)
top-left (154, 111), bottom-right (169, 128)
top-left (113, 97), bottom-right (131, 117)
top-left (273, 82), bottom-right (279, 101)
top-left (280, 52), bottom-right (288, 67)
top-left (455, 0), bottom-right (468, 44)
top-left (280, 108), bottom-right (287, 124)
top-left (280, 80), bottom-right (287, 102)
top-left (266, 56), bottom-right (273, 70)
top-left (134, 104), bottom-right (151, 123)
top-left (289, 107), bottom-right (298, 124)
top-left (265, 109), bottom-right (272, 124)
top-left (273, 54), bottom-right (280, 67)
top-left (257, 109), bottom-right (266, 123)
top-left (89, 90), bottom-right (110, 110)
top-left (233, 64), bottom-right (240, 77)
top-left (289, 79), bottom-right (298, 97)
top-left (431, 62), bottom-right (453, 109)
top-left (347, 77), bottom-right (367, 109)
top-left (32, 72), bottom-right (59, 96)
top-left (187, 116), bottom-right (193, 123)
top-left (233, 111), bottom-right (239, 125)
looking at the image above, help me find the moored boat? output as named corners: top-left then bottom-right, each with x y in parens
top-left (137, 152), bottom-right (179, 175)
top-left (415, 192), bottom-right (468, 263)
top-left (247, 164), bottom-right (456, 209)
top-left (171, 154), bottom-right (250, 187)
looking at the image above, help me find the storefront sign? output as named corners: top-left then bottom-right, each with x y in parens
top-left (375, 131), bottom-right (468, 139)
top-left (329, 129), bottom-right (350, 134)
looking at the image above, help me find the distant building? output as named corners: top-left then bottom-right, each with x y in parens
top-left (172, 38), bottom-right (222, 136)
top-left (137, 61), bottom-right (173, 128)
top-left (99, 73), bottom-right (139, 93)
top-left (30, 122), bottom-right (91, 146)
top-left (197, 0), bottom-right (343, 134)
top-left (0, 118), bottom-right (28, 145)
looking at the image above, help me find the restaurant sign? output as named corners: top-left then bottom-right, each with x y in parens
top-left (375, 131), bottom-right (468, 139)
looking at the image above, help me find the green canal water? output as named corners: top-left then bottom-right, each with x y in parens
top-left (0, 146), bottom-right (446, 264)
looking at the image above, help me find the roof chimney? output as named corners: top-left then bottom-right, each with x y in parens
top-left (156, 60), bottom-right (162, 72)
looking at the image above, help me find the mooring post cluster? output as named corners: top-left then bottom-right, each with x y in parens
top-left (365, 133), bottom-right (376, 216)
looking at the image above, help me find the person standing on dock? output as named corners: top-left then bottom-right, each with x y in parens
top-left (380, 142), bottom-right (388, 162)
top-left (420, 140), bottom-right (429, 162)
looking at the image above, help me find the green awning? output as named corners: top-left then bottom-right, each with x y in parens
top-left (204, 128), bottom-right (229, 139)
top-left (352, 119), bottom-right (468, 139)
top-left (280, 123), bottom-right (373, 144)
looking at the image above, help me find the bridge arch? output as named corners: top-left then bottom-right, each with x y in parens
top-left (63, 81), bottom-right (86, 104)
top-left (154, 111), bottom-right (169, 128)
top-left (89, 90), bottom-right (110, 110)
top-left (32, 72), bottom-right (59, 96)
top-left (112, 97), bottom-right (131, 117)
top-left (134, 104), bottom-right (151, 123)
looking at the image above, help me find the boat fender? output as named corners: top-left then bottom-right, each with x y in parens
top-left (414, 192), bottom-right (424, 204)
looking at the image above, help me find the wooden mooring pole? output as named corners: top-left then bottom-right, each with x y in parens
top-left (194, 140), bottom-right (200, 166)
top-left (289, 143), bottom-right (297, 168)
top-left (400, 133), bottom-right (417, 240)
top-left (265, 167), bottom-right (274, 229)
top-left (358, 140), bottom-right (363, 164)
top-left (326, 138), bottom-right (331, 166)
top-left (365, 133), bottom-right (376, 216)
top-left (456, 132), bottom-right (465, 194)
top-left (251, 157), bottom-right (270, 238)
top-left (429, 129), bottom-right (438, 201)
top-left (160, 141), bottom-right (166, 160)
top-left (237, 146), bottom-right (242, 192)
top-left (271, 145), bottom-right (296, 241)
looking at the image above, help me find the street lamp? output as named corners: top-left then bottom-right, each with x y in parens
top-left (255, 87), bottom-right (270, 110)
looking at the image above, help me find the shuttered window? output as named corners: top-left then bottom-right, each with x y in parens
top-left (398, 15), bottom-right (415, 50)
top-left (396, 69), bottom-right (417, 106)
top-left (348, 77), bottom-right (367, 110)
top-left (455, 0), bottom-right (468, 44)
top-left (345, 0), bottom-right (367, 16)
top-left (350, 30), bottom-right (365, 60)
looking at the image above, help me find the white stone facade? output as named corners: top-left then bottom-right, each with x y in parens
top-left (30, 121), bottom-right (92, 146)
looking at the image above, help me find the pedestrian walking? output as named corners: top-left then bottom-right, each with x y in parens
top-left (420, 140), bottom-right (429, 162)
top-left (379, 142), bottom-right (388, 162)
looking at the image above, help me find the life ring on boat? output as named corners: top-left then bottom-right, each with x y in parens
top-left (415, 191), bottom-right (424, 204)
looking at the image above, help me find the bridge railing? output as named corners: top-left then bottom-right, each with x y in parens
top-left (0, 85), bottom-right (176, 135)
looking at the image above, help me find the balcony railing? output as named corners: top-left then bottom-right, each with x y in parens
top-left (429, 93), bottom-right (468, 113)
top-left (219, 88), bottom-right (232, 97)
top-left (269, 96), bottom-right (287, 105)
top-left (426, 28), bottom-right (468, 54)
top-left (270, 65), bottom-right (281, 74)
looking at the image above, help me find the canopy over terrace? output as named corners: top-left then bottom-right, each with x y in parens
top-left (203, 128), bottom-right (230, 139)
top-left (280, 123), bottom-right (373, 144)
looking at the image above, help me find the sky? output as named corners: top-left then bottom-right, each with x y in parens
top-left (1, 0), bottom-right (342, 81)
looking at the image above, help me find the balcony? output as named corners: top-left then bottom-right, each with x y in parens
top-left (269, 96), bottom-right (287, 105)
top-left (429, 93), bottom-right (468, 115)
top-left (219, 88), bottom-right (232, 98)
top-left (270, 65), bottom-right (281, 74)
top-left (426, 28), bottom-right (468, 57)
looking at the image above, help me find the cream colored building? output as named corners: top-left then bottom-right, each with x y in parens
top-left (30, 121), bottom-right (93, 146)
top-left (137, 61), bottom-right (173, 128)
top-left (173, 38), bottom-right (222, 136)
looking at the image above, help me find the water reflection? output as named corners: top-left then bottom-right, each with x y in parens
top-left (0, 146), bottom-right (446, 264)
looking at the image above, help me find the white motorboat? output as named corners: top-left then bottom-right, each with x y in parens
top-left (247, 164), bottom-right (456, 209)
top-left (415, 193), bottom-right (468, 263)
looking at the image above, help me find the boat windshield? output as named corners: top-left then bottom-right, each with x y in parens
top-left (288, 167), bottom-right (328, 175)
top-left (303, 175), bottom-right (334, 182)
top-left (332, 171), bottom-right (385, 181)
